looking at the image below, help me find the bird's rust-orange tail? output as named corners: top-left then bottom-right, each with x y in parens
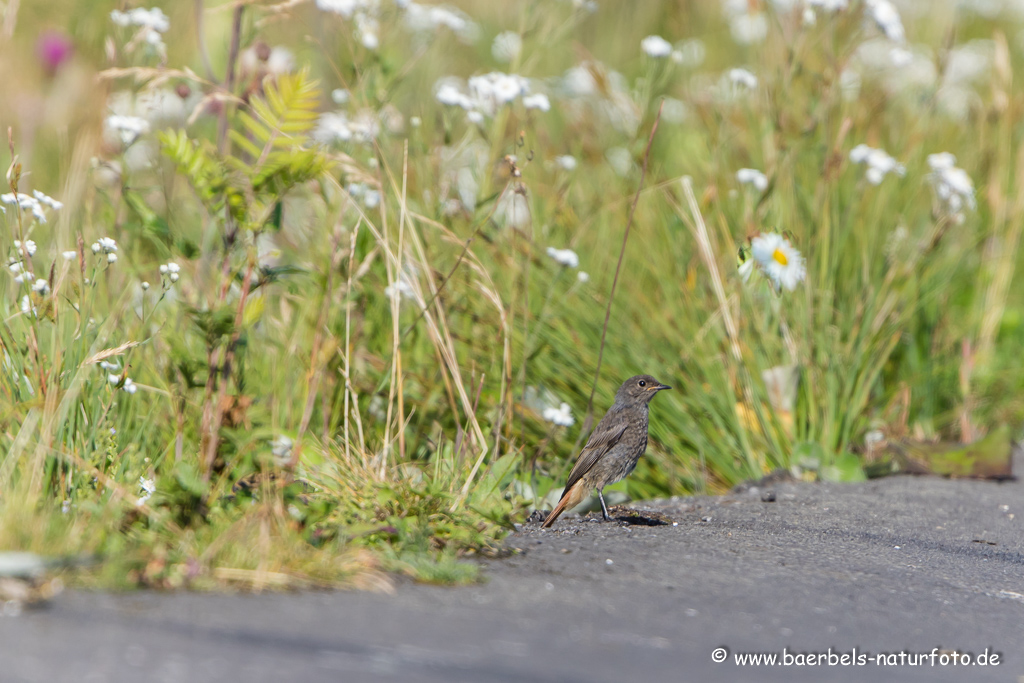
top-left (541, 480), bottom-right (588, 528)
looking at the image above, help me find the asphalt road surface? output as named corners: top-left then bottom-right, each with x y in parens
top-left (3, 455), bottom-right (1023, 683)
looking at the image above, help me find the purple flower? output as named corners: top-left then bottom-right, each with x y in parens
top-left (37, 31), bottom-right (73, 74)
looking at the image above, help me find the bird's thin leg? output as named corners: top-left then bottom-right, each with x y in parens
top-left (598, 489), bottom-right (611, 521)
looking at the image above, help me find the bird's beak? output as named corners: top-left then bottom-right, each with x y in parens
top-left (649, 383), bottom-right (672, 392)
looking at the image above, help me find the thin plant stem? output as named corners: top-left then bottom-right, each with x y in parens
top-left (578, 100), bottom-right (663, 446)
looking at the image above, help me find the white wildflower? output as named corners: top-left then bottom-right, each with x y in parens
top-left (110, 7), bottom-right (169, 33)
top-left (849, 144), bottom-right (905, 185)
top-left (577, 271), bottom-right (589, 283)
top-left (729, 68), bottom-right (759, 89)
top-left (730, 13), bottom-right (768, 45)
top-left (492, 31), bottom-right (522, 63)
top-left (62, 250), bottom-right (77, 260)
top-left (3, 192), bottom-right (59, 224)
top-left (141, 281), bottom-right (150, 290)
top-left (31, 278), bottom-right (50, 296)
top-left (808, 0), bottom-right (848, 10)
top-left (384, 276), bottom-right (416, 301)
top-left (555, 155), bottom-right (578, 171)
top-left (20, 295), bottom-right (35, 317)
top-left (737, 168), bottom-right (768, 192)
top-left (271, 435), bottom-right (294, 464)
top-left (641, 35), bottom-right (673, 58)
top-left (750, 232), bottom-right (806, 292)
top-left (542, 402), bottom-right (575, 427)
top-left (331, 88), bottom-right (350, 105)
top-left (314, 0), bottom-right (376, 17)
top-left (107, 253), bottom-right (118, 264)
top-left (136, 476), bottom-right (155, 506)
top-left (865, 0), bottom-right (904, 43)
top-left (267, 47), bottom-right (296, 74)
top-left (123, 378), bottom-right (137, 394)
top-left (13, 240), bottom-right (37, 257)
top-left (546, 247), bottom-right (580, 268)
top-left (402, 3), bottom-right (479, 43)
top-left (106, 114), bottom-right (150, 146)
top-left (927, 152), bottom-right (975, 219)
top-left (522, 93), bottom-right (551, 111)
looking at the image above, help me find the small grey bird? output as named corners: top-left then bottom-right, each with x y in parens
top-left (542, 375), bottom-right (671, 528)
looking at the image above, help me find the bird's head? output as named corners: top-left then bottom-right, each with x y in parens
top-left (615, 375), bottom-right (672, 406)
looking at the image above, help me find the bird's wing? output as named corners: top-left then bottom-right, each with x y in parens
top-left (561, 417), bottom-right (629, 497)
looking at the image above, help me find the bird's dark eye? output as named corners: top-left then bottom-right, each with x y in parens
top-left (638, 380), bottom-right (646, 387)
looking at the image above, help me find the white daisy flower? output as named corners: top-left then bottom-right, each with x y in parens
top-left (750, 232), bottom-right (806, 292)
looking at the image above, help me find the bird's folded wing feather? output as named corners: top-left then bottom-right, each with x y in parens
top-left (561, 418), bottom-right (629, 496)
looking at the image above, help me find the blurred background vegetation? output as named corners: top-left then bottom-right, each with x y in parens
top-left (0, 0), bottom-right (1022, 588)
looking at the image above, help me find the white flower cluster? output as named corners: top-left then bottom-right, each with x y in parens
top-left (315, 0), bottom-right (478, 50)
top-left (555, 155), bottom-right (577, 171)
top-left (722, 0), bottom-right (767, 45)
top-left (1, 190), bottom-right (63, 223)
top-left (865, 0), bottom-right (904, 44)
top-left (108, 372), bottom-right (138, 394)
top-left (542, 402), bottom-right (575, 427)
top-left (849, 144), bottom-right (905, 185)
top-left (641, 35), bottom-right (673, 58)
top-left (401, 2), bottom-right (479, 43)
top-left (100, 359), bottom-right (138, 395)
top-left (546, 247), bottom-right (580, 268)
top-left (9, 240), bottom-right (41, 284)
top-left (14, 239), bottom-right (37, 257)
top-left (31, 278), bottom-right (50, 296)
top-left (106, 114), bottom-right (150, 146)
top-left (436, 73), bottom-right (539, 121)
top-left (346, 182), bottom-right (381, 209)
top-left (729, 68), bottom-right (758, 89)
top-left (745, 232), bottom-right (807, 292)
top-left (159, 261), bottom-right (180, 284)
top-left (736, 168), bottom-right (768, 192)
top-left (313, 110), bottom-right (380, 145)
top-left (384, 275), bottom-right (416, 301)
top-left (137, 476), bottom-right (155, 506)
top-left (927, 153), bottom-right (975, 221)
top-left (110, 7), bottom-right (169, 50)
top-left (91, 237), bottom-right (119, 264)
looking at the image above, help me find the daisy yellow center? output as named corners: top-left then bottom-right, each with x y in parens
top-left (772, 248), bottom-right (788, 266)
